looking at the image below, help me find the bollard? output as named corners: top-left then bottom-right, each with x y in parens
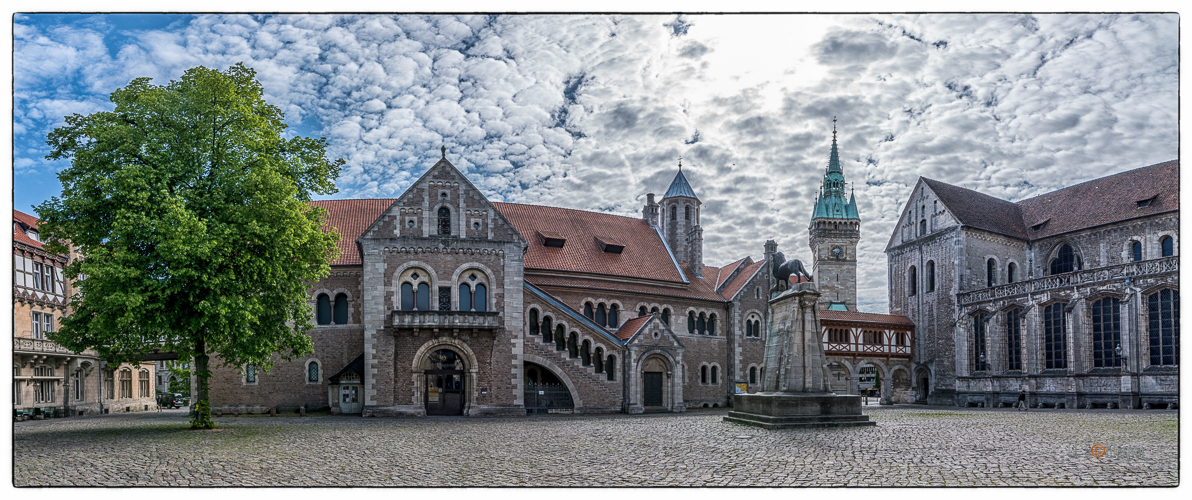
top-left (299, 405), bottom-right (305, 417)
top-left (270, 406), bottom-right (276, 417)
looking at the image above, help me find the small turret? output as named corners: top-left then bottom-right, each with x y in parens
top-left (661, 158), bottom-right (703, 277)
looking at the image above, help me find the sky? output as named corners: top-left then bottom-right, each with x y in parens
top-left (11, 13), bottom-right (1180, 313)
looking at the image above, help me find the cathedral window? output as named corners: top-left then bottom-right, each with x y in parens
top-left (685, 205), bottom-right (691, 221)
top-left (1007, 263), bottom-right (1016, 284)
top-left (529, 309), bottom-right (540, 336)
top-left (1006, 309), bottom-right (1022, 371)
top-left (608, 304), bottom-right (619, 328)
top-left (697, 313), bottom-right (706, 334)
top-left (417, 283), bottom-right (431, 310)
top-left (581, 340), bottom-right (592, 366)
top-left (606, 355), bottom-right (616, 381)
top-left (908, 266), bottom-right (917, 296)
top-left (661, 308), bottom-right (670, 326)
top-left (1091, 298), bottom-right (1121, 368)
top-left (314, 293), bottom-right (333, 324)
top-left (986, 259), bottom-right (996, 288)
top-left (1050, 244), bottom-right (1076, 275)
top-left (670, 205), bottom-right (677, 221)
top-left (437, 207), bottom-right (452, 236)
top-left (1147, 289), bottom-right (1178, 366)
top-left (919, 219), bottom-right (926, 236)
top-left (584, 302), bottom-right (594, 319)
top-left (701, 365), bottom-right (708, 384)
top-left (596, 303), bottom-right (607, 327)
top-left (594, 347), bottom-right (604, 373)
top-left (334, 294), bottom-right (349, 324)
top-left (542, 316), bottom-right (553, 342)
top-left (244, 365), bottom-right (257, 385)
top-left (708, 314), bottom-right (716, 336)
top-left (555, 325), bottom-right (566, 351)
top-left (639, 306), bottom-right (648, 317)
top-left (926, 261), bottom-right (935, 293)
top-left (972, 314), bottom-right (987, 372)
top-left (711, 366), bottom-right (719, 384)
top-left (749, 366), bottom-right (757, 385)
top-left (308, 361), bottom-right (320, 383)
top-left (1132, 241), bottom-right (1143, 262)
top-left (1160, 236), bottom-right (1173, 257)
top-left (688, 312), bottom-right (696, 334)
top-left (400, 283), bottom-right (414, 311)
top-left (1044, 304), bottom-right (1067, 369)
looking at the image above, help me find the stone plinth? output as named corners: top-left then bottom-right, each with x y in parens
top-left (725, 282), bottom-right (873, 429)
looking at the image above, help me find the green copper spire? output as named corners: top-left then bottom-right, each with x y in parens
top-left (810, 117), bottom-right (858, 223)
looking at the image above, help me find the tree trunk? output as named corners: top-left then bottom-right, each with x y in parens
top-left (191, 337), bottom-right (215, 429)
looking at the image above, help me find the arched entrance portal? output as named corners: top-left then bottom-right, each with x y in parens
top-left (523, 362), bottom-right (574, 414)
top-left (423, 349), bottom-right (465, 415)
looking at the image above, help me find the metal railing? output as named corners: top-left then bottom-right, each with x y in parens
top-left (957, 256), bottom-right (1178, 305)
top-left (391, 310), bottom-right (501, 329)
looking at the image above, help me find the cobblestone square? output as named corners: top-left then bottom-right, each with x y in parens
top-left (13, 405), bottom-right (1178, 487)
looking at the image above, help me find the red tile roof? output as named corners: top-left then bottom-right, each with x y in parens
top-left (820, 309), bottom-right (914, 326)
top-left (13, 209), bottom-right (45, 250)
top-left (526, 273), bottom-right (727, 302)
top-left (919, 160), bottom-right (1178, 243)
top-left (309, 199), bottom-right (395, 266)
top-left (613, 314), bottom-right (653, 340)
top-left (493, 202), bottom-right (686, 283)
top-left (715, 258), bottom-right (746, 289)
top-left (720, 259), bottom-right (767, 300)
top-left (1015, 160), bottom-right (1178, 239)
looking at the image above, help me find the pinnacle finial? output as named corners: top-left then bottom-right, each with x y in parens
top-left (832, 116), bottom-right (837, 139)
top-left (441, 145), bottom-right (446, 159)
top-left (678, 156), bottom-right (683, 170)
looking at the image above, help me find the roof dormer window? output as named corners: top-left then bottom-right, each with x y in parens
top-left (538, 231), bottom-right (566, 248)
top-left (1136, 195), bottom-right (1157, 208)
top-left (1030, 219), bottom-right (1049, 232)
top-left (27, 228), bottom-right (39, 242)
top-left (596, 236), bottom-right (625, 254)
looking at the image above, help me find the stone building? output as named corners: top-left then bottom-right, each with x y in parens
top-left (206, 148), bottom-right (777, 416)
top-left (886, 160), bottom-right (1179, 409)
top-left (13, 209), bottom-right (156, 417)
top-left (807, 124), bottom-right (915, 404)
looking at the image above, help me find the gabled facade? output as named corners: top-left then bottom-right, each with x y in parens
top-left (207, 151), bottom-right (776, 416)
top-left (886, 160), bottom-right (1179, 409)
top-left (13, 210), bottom-right (157, 418)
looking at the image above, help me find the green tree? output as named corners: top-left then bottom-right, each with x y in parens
top-left (37, 63), bottom-right (342, 429)
top-left (168, 365), bottom-right (191, 397)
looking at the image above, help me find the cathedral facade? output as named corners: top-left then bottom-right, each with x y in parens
top-left (206, 149), bottom-right (778, 416)
top-left (886, 160), bottom-right (1179, 409)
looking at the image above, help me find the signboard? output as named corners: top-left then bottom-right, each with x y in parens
top-left (734, 380), bottom-right (749, 394)
top-left (428, 387), bottom-right (439, 402)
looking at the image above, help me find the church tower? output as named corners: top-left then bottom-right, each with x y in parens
top-left (660, 160), bottom-right (704, 278)
top-left (808, 118), bottom-right (861, 311)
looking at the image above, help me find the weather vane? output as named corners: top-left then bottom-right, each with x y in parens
top-left (832, 116), bottom-right (837, 139)
top-left (678, 156), bottom-right (683, 170)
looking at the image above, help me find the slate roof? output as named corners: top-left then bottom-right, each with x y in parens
top-left (820, 309), bottom-right (914, 326)
top-left (493, 202), bottom-right (686, 283)
top-left (309, 199), bottom-right (395, 266)
top-left (918, 160), bottom-right (1178, 243)
top-left (922, 178), bottom-right (1027, 240)
top-left (613, 314), bottom-right (654, 340)
top-left (1015, 160), bottom-right (1178, 239)
top-left (663, 169), bottom-right (699, 200)
top-left (13, 209), bottom-right (45, 250)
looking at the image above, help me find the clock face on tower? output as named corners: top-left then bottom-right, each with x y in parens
top-left (831, 246), bottom-right (843, 258)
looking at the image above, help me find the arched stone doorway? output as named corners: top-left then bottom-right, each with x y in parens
top-left (422, 348), bottom-right (465, 415)
top-left (639, 354), bottom-right (674, 411)
top-left (523, 362), bottom-right (574, 414)
top-left (914, 367), bottom-right (930, 403)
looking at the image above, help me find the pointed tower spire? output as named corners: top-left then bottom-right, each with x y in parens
top-left (827, 116), bottom-right (843, 175)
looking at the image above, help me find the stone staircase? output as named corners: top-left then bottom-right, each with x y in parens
top-left (524, 332), bottom-right (620, 405)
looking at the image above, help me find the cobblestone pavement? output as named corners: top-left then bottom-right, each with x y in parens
top-left (13, 405), bottom-right (1178, 486)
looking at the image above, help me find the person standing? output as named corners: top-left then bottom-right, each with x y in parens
top-left (1018, 389), bottom-right (1028, 411)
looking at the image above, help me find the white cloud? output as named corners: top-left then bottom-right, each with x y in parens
top-left (13, 13), bottom-right (1178, 313)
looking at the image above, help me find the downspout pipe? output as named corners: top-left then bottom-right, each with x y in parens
top-left (1124, 278), bottom-right (1143, 409)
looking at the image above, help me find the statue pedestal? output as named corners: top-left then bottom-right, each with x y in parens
top-left (726, 393), bottom-right (873, 428)
top-left (725, 282), bottom-right (873, 429)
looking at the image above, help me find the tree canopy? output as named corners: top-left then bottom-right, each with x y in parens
top-left (36, 63), bottom-right (343, 427)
